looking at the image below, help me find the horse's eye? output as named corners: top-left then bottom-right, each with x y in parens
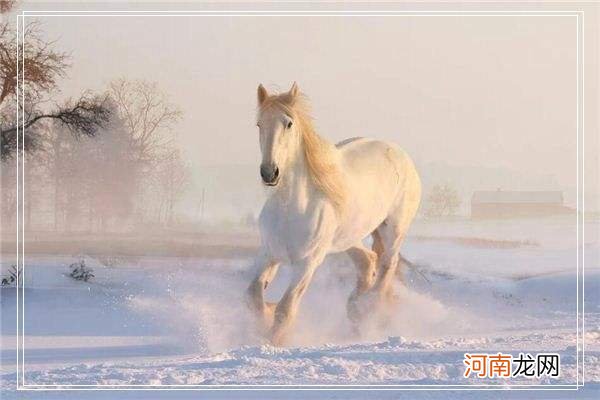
top-left (286, 121), bottom-right (293, 129)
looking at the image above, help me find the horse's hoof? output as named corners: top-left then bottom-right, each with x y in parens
top-left (252, 302), bottom-right (276, 335)
top-left (262, 302), bottom-right (276, 326)
top-left (383, 291), bottom-right (400, 307)
top-left (347, 287), bottom-right (399, 323)
top-left (347, 290), bottom-right (377, 323)
top-left (269, 330), bottom-right (287, 347)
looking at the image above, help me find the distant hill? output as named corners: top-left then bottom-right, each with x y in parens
top-left (180, 164), bottom-right (266, 223)
top-left (417, 161), bottom-right (570, 215)
top-left (180, 162), bottom-right (571, 220)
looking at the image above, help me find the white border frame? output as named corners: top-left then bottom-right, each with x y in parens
top-left (13, 8), bottom-right (586, 392)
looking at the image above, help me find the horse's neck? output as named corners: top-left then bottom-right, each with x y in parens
top-left (276, 145), bottom-right (311, 207)
top-left (274, 134), bottom-right (324, 210)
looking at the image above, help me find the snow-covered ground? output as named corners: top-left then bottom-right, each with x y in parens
top-left (1, 217), bottom-right (599, 398)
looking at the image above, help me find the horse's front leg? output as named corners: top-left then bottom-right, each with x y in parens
top-left (269, 255), bottom-right (323, 346)
top-left (246, 251), bottom-right (280, 333)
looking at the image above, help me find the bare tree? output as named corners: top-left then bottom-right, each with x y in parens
top-left (106, 79), bottom-right (183, 225)
top-left (424, 184), bottom-right (461, 218)
top-left (0, 8), bottom-right (110, 159)
top-left (153, 149), bottom-right (190, 226)
top-left (107, 79), bottom-right (182, 165)
top-left (38, 104), bottom-right (137, 233)
top-left (0, 156), bottom-right (17, 229)
top-left (0, 1), bottom-right (16, 15)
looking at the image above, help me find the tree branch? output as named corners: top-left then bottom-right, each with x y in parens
top-left (1, 94), bottom-right (111, 159)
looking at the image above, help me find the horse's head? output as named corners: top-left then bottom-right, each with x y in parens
top-left (255, 82), bottom-right (301, 187)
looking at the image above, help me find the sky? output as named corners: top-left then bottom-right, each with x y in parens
top-left (12, 3), bottom-right (598, 212)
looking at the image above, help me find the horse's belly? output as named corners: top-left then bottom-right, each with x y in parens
top-left (329, 202), bottom-right (388, 252)
top-left (330, 179), bottom-right (397, 252)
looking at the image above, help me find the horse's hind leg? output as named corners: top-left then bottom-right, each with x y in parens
top-left (373, 203), bottom-right (419, 302)
top-left (373, 224), bottom-right (405, 303)
top-left (346, 243), bottom-right (378, 323)
top-left (246, 252), bottom-right (280, 333)
top-left (372, 229), bottom-right (384, 258)
top-left (374, 227), bottom-right (408, 284)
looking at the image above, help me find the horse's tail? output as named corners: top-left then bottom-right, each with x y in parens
top-left (397, 253), bottom-right (431, 285)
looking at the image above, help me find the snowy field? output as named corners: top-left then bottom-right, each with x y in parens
top-left (1, 217), bottom-right (599, 399)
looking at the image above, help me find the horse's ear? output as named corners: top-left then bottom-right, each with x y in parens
top-left (289, 82), bottom-right (300, 98)
top-left (257, 84), bottom-right (269, 105)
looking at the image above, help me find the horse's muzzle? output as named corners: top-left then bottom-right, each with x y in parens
top-left (260, 163), bottom-right (280, 186)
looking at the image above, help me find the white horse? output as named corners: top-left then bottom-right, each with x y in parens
top-left (247, 82), bottom-right (421, 345)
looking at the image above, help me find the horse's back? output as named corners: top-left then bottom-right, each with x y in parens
top-left (335, 136), bottom-right (366, 148)
top-left (337, 138), bottom-right (421, 248)
top-left (337, 137), bottom-right (416, 178)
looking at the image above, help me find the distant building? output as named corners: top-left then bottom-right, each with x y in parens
top-left (471, 190), bottom-right (571, 219)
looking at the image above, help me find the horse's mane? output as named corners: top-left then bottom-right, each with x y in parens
top-left (259, 92), bottom-right (347, 214)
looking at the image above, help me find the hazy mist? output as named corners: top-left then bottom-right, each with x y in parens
top-left (16, 4), bottom-right (599, 218)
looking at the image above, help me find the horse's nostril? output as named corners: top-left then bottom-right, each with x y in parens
top-left (260, 164), bottom-right (279, 184)
top-left (260, 165), bottom-right (268, 181)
